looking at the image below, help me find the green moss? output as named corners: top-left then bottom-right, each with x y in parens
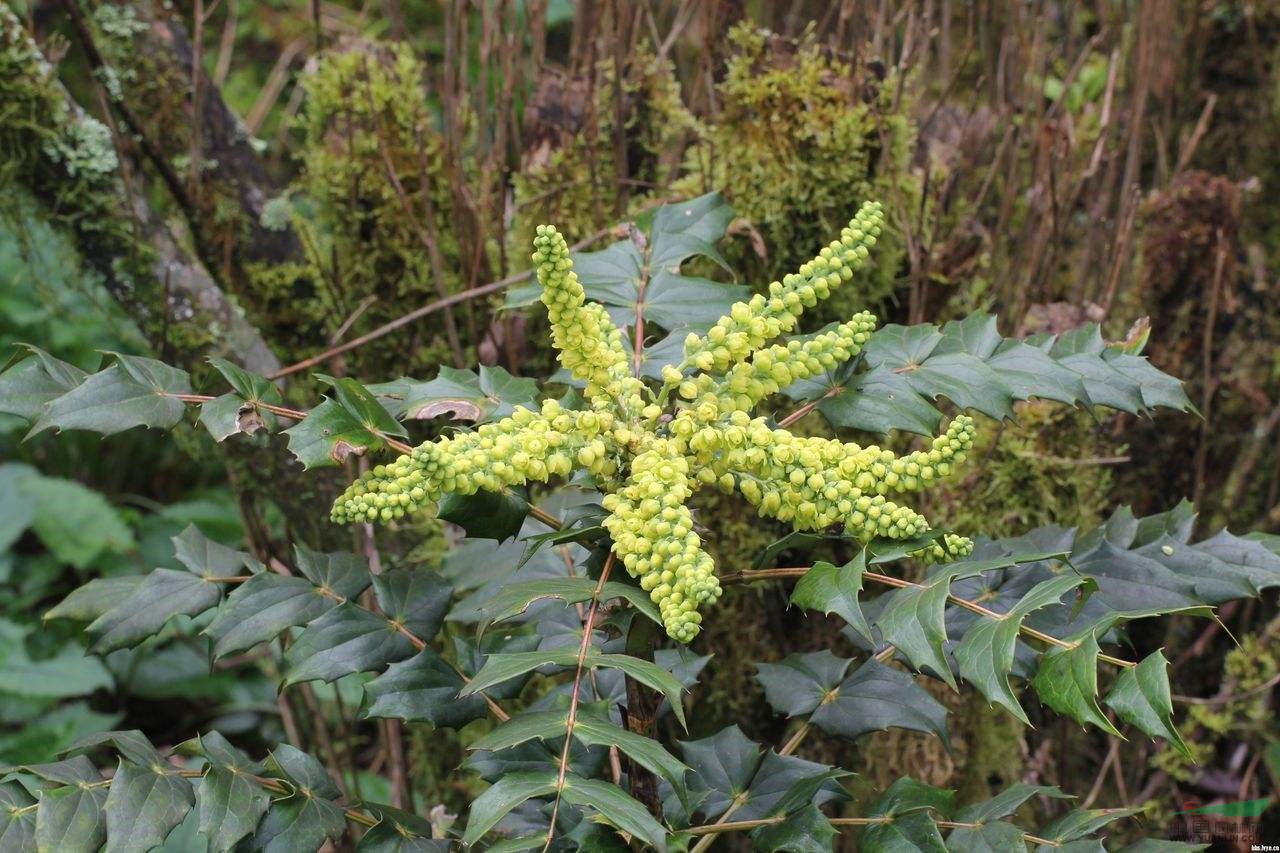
top-left (680, 24), bottom-right (918, 315)
top-left (0, 5), bottom-right (170, 346)
top-left (290, 42), bottom-right (472, 373)
top-left (935, 402), bottom-right (1118, 538)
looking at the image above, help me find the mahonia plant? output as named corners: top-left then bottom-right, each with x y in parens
top-left (332, 201), bottom-right (976, 641)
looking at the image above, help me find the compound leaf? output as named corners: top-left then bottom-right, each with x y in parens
top-left (87, 569), bottom-right (222, 653)
top-left (955, 574), bottom-right (1089, 724)
top-left (31, 354), bottom-right (190, 437)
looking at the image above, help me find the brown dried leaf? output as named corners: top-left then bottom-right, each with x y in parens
top-left (330, 440), bottom-right (368, 464)
top-left (235, 403), bottom-right (267, 436)
top-left (410, 400), bottom-right (485, 422)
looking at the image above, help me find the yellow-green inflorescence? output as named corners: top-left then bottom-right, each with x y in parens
top-left (332, 200), bottom-right (976, 642)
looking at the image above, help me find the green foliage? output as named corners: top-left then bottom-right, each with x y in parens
top-left (787, 312), bottom-right (1192, 436)
top-left (340, 199), bottom-right (982, 643)
top-left (3, 191), bottom-right (1272, 852)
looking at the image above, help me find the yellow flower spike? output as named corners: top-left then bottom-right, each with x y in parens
top-left (334, 201), bottom-right (972, 642)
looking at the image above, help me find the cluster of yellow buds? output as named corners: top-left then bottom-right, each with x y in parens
top-left (330, 400), bottom-right (619, 523)
top-left (679, 201), bottom-right (885, 373)
top-left (601, 444), bottom-right (718, 643)
top-left (333, 201), bottom-right (975, 641)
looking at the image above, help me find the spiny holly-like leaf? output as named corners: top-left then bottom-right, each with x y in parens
top-left (250, 793), bottom-right (344, 852)
top-left (945, 821), bottom-right (1028, 852)
top-left (469, 704), bottom-right (691, 806)
top-left (633, 270), bottom-right (750, 332)
top-left (1031, 634), bottom-right (1121, 736)
top-left (462, 771), bottom-right (558, 846)
top-left (4, 760), bottom-right (106, 853)
top-left (375, 365), bottom-right (540, 423)
top-left (252, 747), bottom-right (347, 850)
top-left (874, 777), bottom-right (956, 818)
top-left (171, 524), bottom-right (258, 578)
top-left (557, 775), bottom-right (668, 848)
top-left (955, 574), bottom-right (1090, 724)
top-left (649, 191), bottom-right (736, 271)
top-left (871, 339), bottom-right (1015, 422)
top-left (673, 726), bottom-right (847, 825)
top-left (623, 329), bottom-right (688, 381)
top-left (463, 648), bottom-right (688, 728)
top-left (282, 606), bottom-right (402, 685)
top-left (199, 357), bottom-right (282, 440)
top-left (182, 732), bottom-right (269, 853)
top-left (1035, 807), bottom-right (1138, 845)
top-left (63, 730), bottom-right (166, 767)
top-left (953, 783), bottom-right (1070, 823)
top-left (198, 394), bottom-right (257, 442)
top-left (265, 744), bottom-right (339, 798)
top-left (438, 487), bottom-right (531, 542)
top-left (508, 192), bottom-right (743, 337)
top-left (0, 781), bottom-right (36, 853)
top-left (756, 650), bottom-right (852, 717)
top-left (30, 353), bottom-right (191, 437)
top-left (862, 813), bottom-right (947, 852)
top-left (477, 577), bottom-right (661, 629)
top-left (284, 398), bottom-right (387, 468)
top-left (860, 777), bottom-right (955, 852)
top-left (363, 647), bottom-right (483, 727)
top-left (356, 804), bottom-right (449, 851)
top-left (790, 553), bottom-right (873, 643)
top-left (876, 564), bottom-right (979, 688)
top-left (946, 783), bottom-right (1071, 852)
top-left (0, 345), bottom-right (88, 421)
top-left (294, 544), bottom-right (372, 591)
top-left (1103, 650), bottom-right (1191, 759)
top-left (284, 570), bottom-right (451, 685)
top-left (947, 783), bottom-right (1075, 850)
top-left (207, 357), bottom-right (281, 406)
top-left (204, 544), bottom-right (369, 657)
top-left (87, 569), bottom-right (223, 653)
top-left (102, 759), bottom-right (194, 853)
top-left (316, 374), bottom-right (407, 438)
top-left (1104, 351), bottom-right (1193, 410)
top-left (514, 523), bottom-right (608, 572)
top-left (34, 780), bottom-right (108, 853)
top-left (363, 633), bottom-right (539, 727)
top-left (1137, 531), bottom-right (1280, 603)
top-left (46, 577), bottom-right (143, 622)
top-left (206, 575), bottom-right (345, 658)
top-left (749, 804), bottom-right (837, 853)
top-left (733, 755), bottom-right (849, 823)
top-left (676, 725), bottom-right (759, 820)
top-left (373, 570), bottom-right (453, 640)
top-left (810, 366), bottom-right (942, 436)
top-left (795, 314), bottom-right (1189, 436)
top-left (809, 659), bottom-right (951, 746)
top-left (1069, 541), bottom-right (1202, 613)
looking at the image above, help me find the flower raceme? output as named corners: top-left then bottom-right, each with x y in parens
top-left (332, 201), bottom-right (976, 641)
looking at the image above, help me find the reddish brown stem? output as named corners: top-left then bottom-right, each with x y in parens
top-left (543, 553), bottom-right (616, 851)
